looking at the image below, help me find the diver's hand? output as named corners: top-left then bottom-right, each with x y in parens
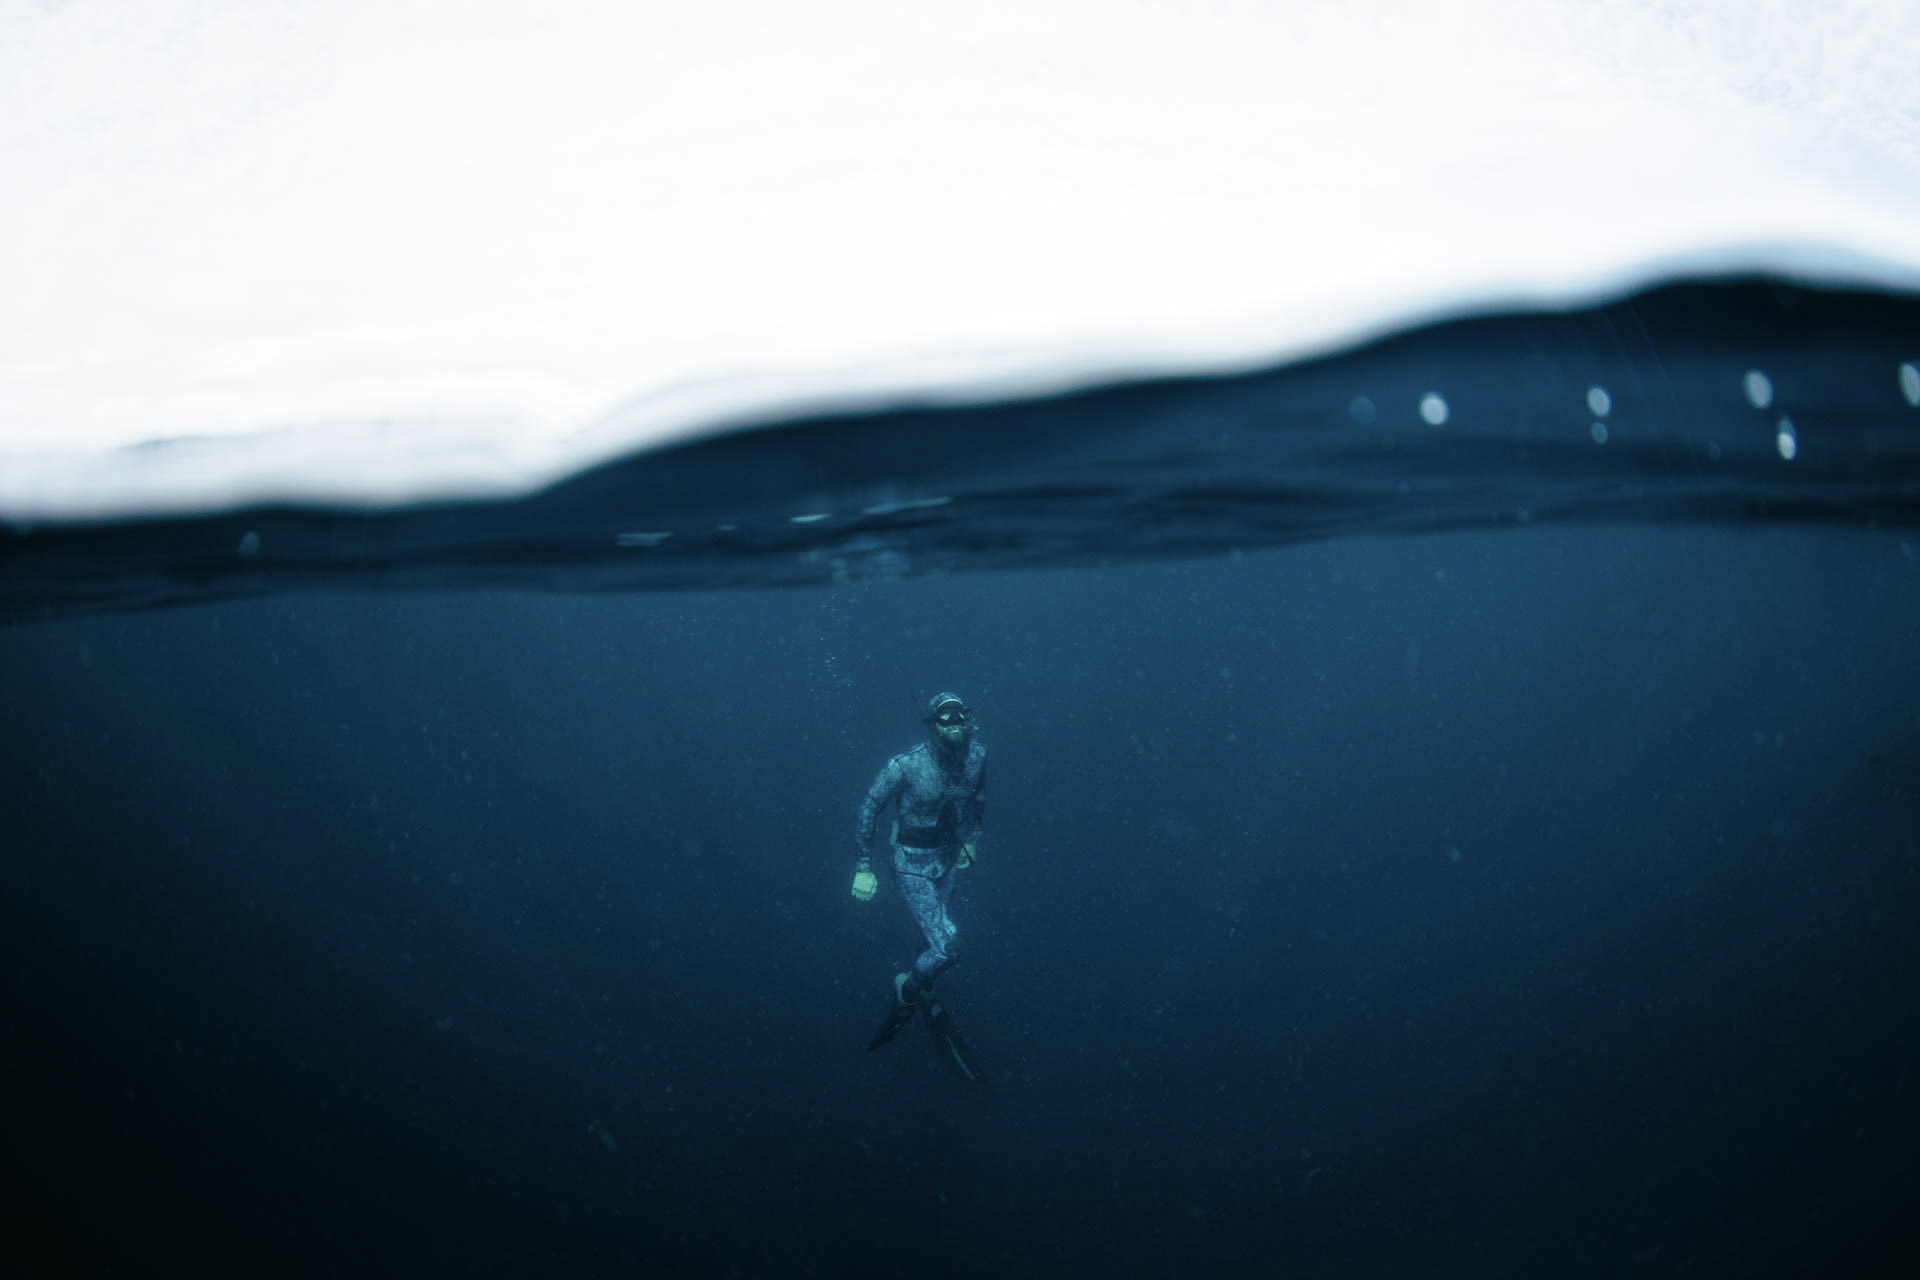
top-left (957, 842), bottom-right (976, 869)
top-left (851, 871), bottom-right (878, 901)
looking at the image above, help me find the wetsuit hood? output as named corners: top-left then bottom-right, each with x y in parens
top-left (922, 691), bottom-right (974, 753)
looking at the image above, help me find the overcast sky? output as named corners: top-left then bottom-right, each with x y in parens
top-left (2, 0), bottom-right (1916, 513)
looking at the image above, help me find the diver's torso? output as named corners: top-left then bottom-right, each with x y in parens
top-left (891, 740), bottom-right (985, 851)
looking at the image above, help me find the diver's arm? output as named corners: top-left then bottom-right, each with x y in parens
top-left (854, 756), bottom-right (905, 875)
top-left (959, 756), bottom-right (986, 866)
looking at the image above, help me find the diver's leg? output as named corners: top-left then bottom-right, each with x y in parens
top-left (931, 862), bottom-right (959, 974)
top-left (898, 865), bottom-right (958, 992)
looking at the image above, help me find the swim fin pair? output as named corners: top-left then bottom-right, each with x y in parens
top-left (866, 972), bottom-right (992, 1092)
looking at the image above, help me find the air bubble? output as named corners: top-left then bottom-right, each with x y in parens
top-left (1900, 362), bottom-right (1920, 407)
top-left (1348, 395), bottom-right (1376, 425)
top-left (1589, 422), bottom-right (1608, 445)
top-left (1419, 393), bottom-right (1449, 425)
top-left (1775, 417), bottom-right (1797, 461)
top-left (1744, 370), bottom-right (1773, 409)
top-left (1586, 386), bottom-right (1611, 417)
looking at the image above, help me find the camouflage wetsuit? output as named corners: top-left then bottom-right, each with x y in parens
top-left (855, 738), bottom-right (987, 990)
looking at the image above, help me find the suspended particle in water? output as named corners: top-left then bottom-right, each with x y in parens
top-left (1590, 422), bottom-right (1609, 445)
top-left (237, 530), bottom-right (262, 558)
top-left (1348, 395), bottom-right (1376, 424)
top-left (1900, 362), bottom-right (1920, 407)
top-left (1775, 417), bottom-right (1798, 461)
top-left (1419, 393), bottom-right (1449, 425)
top-left (1586, 386), bottom-right (1611, 417)
top-left (1744, 370), bottom-right (1774, 409)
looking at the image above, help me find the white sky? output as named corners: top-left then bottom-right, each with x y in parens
top-left (2, 0), bottom-right (1917, 515)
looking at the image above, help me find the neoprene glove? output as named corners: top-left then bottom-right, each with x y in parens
top-left (851, 870), bottom-right (878, 901)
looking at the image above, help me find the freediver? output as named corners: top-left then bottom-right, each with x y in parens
top-left (852, 692), bottom-right (988, 1067)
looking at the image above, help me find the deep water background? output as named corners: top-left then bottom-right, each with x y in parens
top-left (3, 523), bottom-right (1918, 1277)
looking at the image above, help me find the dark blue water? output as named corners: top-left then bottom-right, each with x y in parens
top-left (3, 276), bottom-right (1918, 1277)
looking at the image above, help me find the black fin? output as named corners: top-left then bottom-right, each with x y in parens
top-left (922, 998), bottom-right (993, 1093)
top-left (865, 982), bottom-right (920, 1053)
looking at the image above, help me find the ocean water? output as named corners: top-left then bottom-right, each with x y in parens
top-left (3, 275), bottom-right (1919, 1277)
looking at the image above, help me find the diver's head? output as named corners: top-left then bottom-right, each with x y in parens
top-left (922, 692), bottom-right (974, 753)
